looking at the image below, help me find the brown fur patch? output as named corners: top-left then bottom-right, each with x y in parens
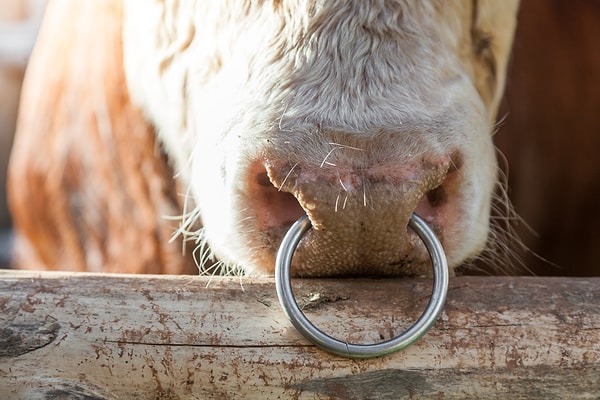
top-left (8, 0), bottom-right (196, 273)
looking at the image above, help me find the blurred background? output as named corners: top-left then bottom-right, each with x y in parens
top-left (0, 0), bottom-right (599, 275)
top-left (496, 0), bottom-right (600, 276)
top-left (0, 0), bottom-right (46, 266)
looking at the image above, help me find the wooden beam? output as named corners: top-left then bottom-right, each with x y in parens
top-left (1, 271), bottom-right (599, 399)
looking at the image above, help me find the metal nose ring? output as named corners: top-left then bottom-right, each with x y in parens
top-left (275, 213), bottom-right (449, 359)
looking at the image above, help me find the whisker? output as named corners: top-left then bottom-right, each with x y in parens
top-left (320, 147), bottom-right (339, 168)
top-left (278, 162), bottom-right (298, 191)
top-left (339, 177), bottom-right (348, 192)
top-left (471, 147), bottom-right (557, 276)
top-left (277, 101), bottom-right (290, 131)
top-left (327, 142), bottom-right (364, 152)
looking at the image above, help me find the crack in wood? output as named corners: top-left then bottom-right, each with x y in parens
top-left (103, 340), bottom-right (314, 349)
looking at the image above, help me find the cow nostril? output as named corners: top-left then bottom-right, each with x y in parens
top-left (416, 155), bottom-right (461, 223)
top-left (426, 185), bottom-right (448, 208)
top-left (250, 169), bottom-right (305, 229)
top-left (256, 171), bottom-right (273, 187)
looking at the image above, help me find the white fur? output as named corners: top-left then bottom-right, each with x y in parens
top-left (123, 0), bottom-right (520, 275)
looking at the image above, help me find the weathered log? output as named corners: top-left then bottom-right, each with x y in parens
top-left (1, 271), bottom-right (599, 399)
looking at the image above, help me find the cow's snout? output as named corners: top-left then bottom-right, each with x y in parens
top-left (246, 152), bottom-right (460, 277)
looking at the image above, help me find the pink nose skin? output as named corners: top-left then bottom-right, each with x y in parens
top-left (247, 153), bottom-right (461, 277)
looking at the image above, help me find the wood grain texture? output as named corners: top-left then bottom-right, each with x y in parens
top-left (1, 271), bottom-right (599, 399)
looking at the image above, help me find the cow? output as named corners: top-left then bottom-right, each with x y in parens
top-left (8, 0), bottom-right (522, 276)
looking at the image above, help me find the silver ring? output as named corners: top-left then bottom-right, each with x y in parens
top-left (275, 213), bottom-right (449, 359)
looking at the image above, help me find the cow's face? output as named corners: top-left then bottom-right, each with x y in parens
top-left (123, 0), bottom-right (520, 276)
